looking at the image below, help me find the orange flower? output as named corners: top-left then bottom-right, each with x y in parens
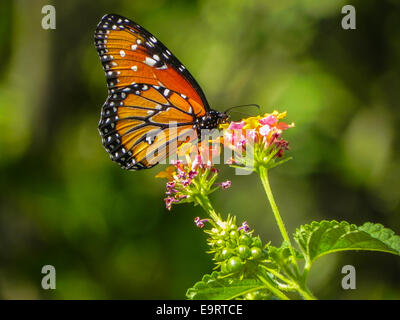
top-left (155, 166), bottom-right (176, 181)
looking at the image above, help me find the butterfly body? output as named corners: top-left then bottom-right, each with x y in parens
top-left (195, 110), bottom-right (229, 132)
top-left (94, 14), bottom-right (228, 170)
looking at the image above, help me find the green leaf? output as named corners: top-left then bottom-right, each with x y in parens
top-left (293, 220), bottom-right (400, 264)
top-left (186, 271), bottom-right (265, 300)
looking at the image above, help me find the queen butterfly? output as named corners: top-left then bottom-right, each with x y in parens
top-left (94, 14), bottom-right (229, 170)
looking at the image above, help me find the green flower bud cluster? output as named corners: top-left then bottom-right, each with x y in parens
top-left (205, 215), bottom-right (269, 276)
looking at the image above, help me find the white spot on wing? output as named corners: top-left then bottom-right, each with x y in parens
top-left (144, 57), bottom-right (157, 66)
top-left (146, 136), bottom-right (153, 144)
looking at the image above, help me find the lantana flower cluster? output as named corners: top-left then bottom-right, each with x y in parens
top-left (220, 111), bottom-right (294, 170)
top-left (156, 111), bottom-right (293, 210)
top-left (156, 145), bottom-right (231, 211)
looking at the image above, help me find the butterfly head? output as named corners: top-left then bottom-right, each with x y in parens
top-left (196, 110), bottom-right (230, 131)
top-left (219, 112), bottom-right (230, 125)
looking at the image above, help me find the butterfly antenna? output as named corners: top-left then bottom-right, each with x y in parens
top-left (228, 110), bottom-right (254, 117)
top-left (224, 104), bottom-right (261, 114)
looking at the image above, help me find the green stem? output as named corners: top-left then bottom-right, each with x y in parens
top-left (260, 265), bottom-right (296, 288)
top-left (258, 166), bottom-right (300, 275)
top-left (257, 165), bottom-right (318, 300)
top-left (296, 261), bottom-right (316, 300)
top-left (194, 194), bottom-right (219, 222)
top-left (296, 285), bottom-right (317, 300)
top-left (256, 274), bottom-right (290, 300)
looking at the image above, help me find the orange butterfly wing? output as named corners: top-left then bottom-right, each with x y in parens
top-left (95, 14), bottom-right (210, 170)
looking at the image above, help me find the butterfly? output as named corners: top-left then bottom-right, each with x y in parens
top-left (94, 14), bottom-right (229, 170)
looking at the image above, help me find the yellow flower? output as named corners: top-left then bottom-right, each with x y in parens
top-left (243, 116), bottom-right (261, 130)
top-left (219, 122), bottom-right (230, 130)
top-left (274, 111), bottom-right (287, 120)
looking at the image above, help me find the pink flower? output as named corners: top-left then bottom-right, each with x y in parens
top-left (228, 121), bottom-right (246, 130)
top-left (211, 167), bottom-right (219, 173)
top-left (220, 111), bottom-right (293, 164)
top-left (274, 139), bottom-right (289, 158)
top-left (198, 145), bottom-right (220, 167)
top-left (164, 197), bottom-right (178, 211)
top-left (194, 217), bottom-right (209, 228)
top-left (166, 181), bottom-right (178, 194)
top-left (238, 221), bottom-right (250, 232)
top-left (224, 131), bottom-right (234, 144)
top-left (259, 125), bottom-right (271, 137)
top-left (248, 129), bottom-right (258, 142)
top-left (170, 160), bottom-right (183, 166)
top-left (221, 180), bottom-right (231, 189)
top-left (236, 137), bottom-right (246, 150)
top-left (224, 129), bottom-right (248, 153)
top-left (191, 154), bottom-right (202, 170)
top-left (259, 115), bottom-right (277, 126)
top-left (188, 170), bottom-right (198, 179)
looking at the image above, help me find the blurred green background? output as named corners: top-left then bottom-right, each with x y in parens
top-left (0, 0), bottom-right (399, 299)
